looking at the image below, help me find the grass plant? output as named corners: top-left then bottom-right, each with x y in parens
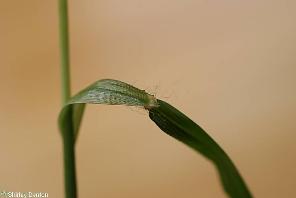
top-left (58, 1), bottom-right (253, 197)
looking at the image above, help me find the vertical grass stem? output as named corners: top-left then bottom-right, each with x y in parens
top-left (58, 0), bottom-right (77, 197)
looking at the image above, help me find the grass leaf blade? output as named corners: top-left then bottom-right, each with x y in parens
top-left (149, 99), bottom-right (253, 198)
top-left (58, 79), bottom-right (253, 197)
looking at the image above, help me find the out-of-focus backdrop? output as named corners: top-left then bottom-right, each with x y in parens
top-left (1, 0), bottom-right (295, 197)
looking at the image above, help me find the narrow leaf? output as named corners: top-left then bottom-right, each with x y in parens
top-left (58, 79), bottom-right (252, 198)
top-left (149, 99), bottom-right (253, 198)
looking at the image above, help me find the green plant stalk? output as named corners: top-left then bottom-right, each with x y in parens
top-left (59, 0), bottom-right (71, 104)
top-left (58, 0), bottom-right (77, 197)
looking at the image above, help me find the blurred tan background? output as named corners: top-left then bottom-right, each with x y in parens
top-left (1, 0), bottom-right (295, 197)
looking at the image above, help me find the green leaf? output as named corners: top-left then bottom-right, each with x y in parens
top-left (59, 79), bottom-right (158, 142)
top-left (149, 99), bottom-right (253, 198)
top-left (58, 79), bottom-right (252, 198)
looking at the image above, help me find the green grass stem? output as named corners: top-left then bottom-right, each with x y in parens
top-left (58, 0), bottom-right (77, 197)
